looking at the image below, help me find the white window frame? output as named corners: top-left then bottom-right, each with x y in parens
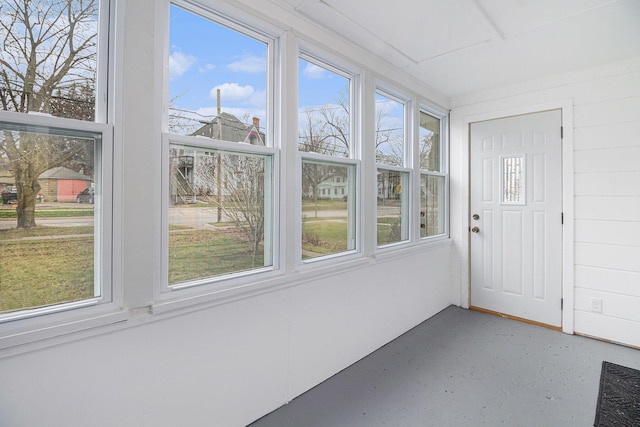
top-left (298, 51), bottom-right (357, 158)
top-left (0, 0), bottom-right (123, 352)
top-left (160, 133), bottom-right (279, 294)
top-left (376, 165), bottom-right (411, 248)
top-left (296, 49), bottom-right (362, 266)
top-left (374, 87), bottom-right (410, 168)
top-left (417, 105), bottom-right (449, 241)
top-left (297, 153), bottom-right (360, 265)
top-left (158, 1), bottom-right (281, 299)
top-left (374, 85), bottom-right (413, 249)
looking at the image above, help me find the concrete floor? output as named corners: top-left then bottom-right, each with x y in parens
top-left (249, 306), bottom-right (640, 427)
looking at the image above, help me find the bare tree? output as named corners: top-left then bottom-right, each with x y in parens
top-left (221, 154), bottom-right (266, 266)
top-left (374, 105), bottom-right (403, 166)
top-left (298, 107), bottom-right (344, 217)
top-left (419, 132), bottom-right (439, 172)
top-left (0, 0), bottom-right (98, 228)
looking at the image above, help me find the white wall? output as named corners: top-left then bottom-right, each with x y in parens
top-left (450, 57), bottom-right (640, 349)
top-left (0, 1), bottom-right (452, 426)
top-left (0, 248), bottom-right (451, 427)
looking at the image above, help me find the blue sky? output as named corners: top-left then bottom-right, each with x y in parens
top-left (168, 4), bottom-right (406, 146)
top-left (170, 4), bottom-right (347, 134)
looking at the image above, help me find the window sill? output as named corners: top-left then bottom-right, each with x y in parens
top-left (152, 238), bottom-right (452, 317)
top-left (373, 236), bottom-right (451, 262)
top-left (0, 304), bottom-right (128, 357)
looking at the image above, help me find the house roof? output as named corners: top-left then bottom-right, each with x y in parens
top-left (39, 166), bottom-right (92, 181)
top-left (191, 112), bottom-right (265, 145)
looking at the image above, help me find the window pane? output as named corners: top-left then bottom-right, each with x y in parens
top-left (298, 58), bottom-right (351, 157)
top-left (169, 5), bottom-right (267, 141)
top-left (420, 174), bottom-right (445, 237)
top-left (419, 111), bottom-right (441, 171)
top-left (0, 124), bottom-right (99, 313)
top-left (302, 160), bottom-right (355, 259)
top-left (377, 169), bottom-right (409, 246)
top-left (375, 92), bottom-right (404, 167)
top-left (168, 144), bottom-right (272, 283)
top-left (0, 1), bottom-right (100, 121)
top-left (502, 155), bottom-right (525, 204)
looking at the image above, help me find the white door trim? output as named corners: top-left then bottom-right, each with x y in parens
top-left (455, 100), bottom-right (574, 334)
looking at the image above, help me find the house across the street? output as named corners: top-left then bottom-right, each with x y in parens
top-left (38, 166), bottom-right (92, 203)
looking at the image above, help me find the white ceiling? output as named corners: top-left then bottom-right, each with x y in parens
top-left (272, 0), bottom-right (640, 99)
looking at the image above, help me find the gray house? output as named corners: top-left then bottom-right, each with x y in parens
top-left (191, 113), bottom-right (264, 145)
top-left (170, 113), bottom-right (266, 204)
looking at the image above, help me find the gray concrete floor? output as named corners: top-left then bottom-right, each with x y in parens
top-left (249, 306), bottom-right (640, 427)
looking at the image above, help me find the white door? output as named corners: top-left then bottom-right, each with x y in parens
top-left (470, 110), bottom-right (563, 327)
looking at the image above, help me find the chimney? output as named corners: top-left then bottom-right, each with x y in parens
top-left (252, 117), bottom-right (260, 130)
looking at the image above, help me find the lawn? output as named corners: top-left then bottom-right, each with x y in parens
top-left (0, 212), bottom-right (398, 312)
top-left (0, 232), bottom-right (94, 312)
top-left (168, 228), bottom-right (266, 284)
top-left (302, 199), bottom-right (348, 211)
top-left (0, 209), bottom-right (94, 219)
top-left (302, 220), bottom-right (349, 257)
top-left (376, 217), bottom-right (402, 245)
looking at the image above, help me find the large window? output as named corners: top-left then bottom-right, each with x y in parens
top-left (168, 142), bottom-right (273, 283)
top-left (166, 3), bottom-right (275, 285)
top-left (377, 169), bottom-right (409, 245)
top-left (299, 55), bottom-right (357, 259)
top-left (0, 0), bottom-right (110, 319)
top-left (375, 89), bottom-right (409, 246)
top-left (301, 159), bottom-right (356, 259)
top-left (419, 110), bottom-right (446, 237)
top-left (168, 4), bottom-right (267, 139)
top-left (298, 58), bottom-right (350, 157)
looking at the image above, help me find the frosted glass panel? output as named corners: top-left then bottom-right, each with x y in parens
top-left (502, 155), bottom-right (525, 204)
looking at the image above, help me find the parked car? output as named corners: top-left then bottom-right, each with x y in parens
top-left (1, 187), bottom-right (17, 204)
top-left (76, 188), bottom-right (95, 204)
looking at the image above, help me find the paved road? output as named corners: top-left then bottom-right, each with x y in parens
top-left (0, 204), bottom-right (402, 233)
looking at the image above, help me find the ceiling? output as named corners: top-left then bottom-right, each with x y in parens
top-left (271, 0), bottom-right (640, 100)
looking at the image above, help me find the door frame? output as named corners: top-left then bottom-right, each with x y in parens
top-left (455, 100), bottom-right (574, 334)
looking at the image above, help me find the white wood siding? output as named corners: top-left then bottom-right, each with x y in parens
top-left (572, 72), bottom-right (640, 346)
top-left (451, 58), bottom-right (640, 348)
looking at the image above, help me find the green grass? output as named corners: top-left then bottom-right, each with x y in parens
top-left (0, 212), bottom-right (405, 312)
top-left (302, 199), bottom-right (348, 211)
top-left (0, 235), bottom-right (94, 312)
top-left (0, 226), bottom-right (93, 239)
top-left (0, 224), bottom-right (270, 312)
top-left (168, 229), bottom-right (265, 284)
top-left (376, 217), bottom-right (403, 246)
top-left (0, 209), bottom-right (94, 219)
top-left (302, 221), bottom-right (349, 257)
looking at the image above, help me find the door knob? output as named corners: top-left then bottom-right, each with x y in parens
top-left (471, 226), bottom-right (480, 233)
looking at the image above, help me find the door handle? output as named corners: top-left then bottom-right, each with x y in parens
top-left (471, 226), bottom-right (480, 233)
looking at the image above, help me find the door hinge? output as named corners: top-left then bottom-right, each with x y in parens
top-left (561, 298), bottom-right (564, 310)
top-left (561, 212), bottom-right (564, 224)
top-left (561, 126), bottom-right (564, 138)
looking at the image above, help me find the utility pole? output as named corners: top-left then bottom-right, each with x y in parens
top-left (217, 89), bottom-right (223, 222)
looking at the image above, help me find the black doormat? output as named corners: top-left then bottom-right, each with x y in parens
top-left (594, 361), bottom-right (640, 426)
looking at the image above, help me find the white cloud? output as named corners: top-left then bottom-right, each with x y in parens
top-left (210, 82), bottom-right (256, 103)
top-left (169, 51), bottom-right (197, 79)
top-left (227, 54), bottom-right (266, 73)
top-left (199, 63), bottom-right (216, 73)
top-left (302, 63), bottom-right (326, 79)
